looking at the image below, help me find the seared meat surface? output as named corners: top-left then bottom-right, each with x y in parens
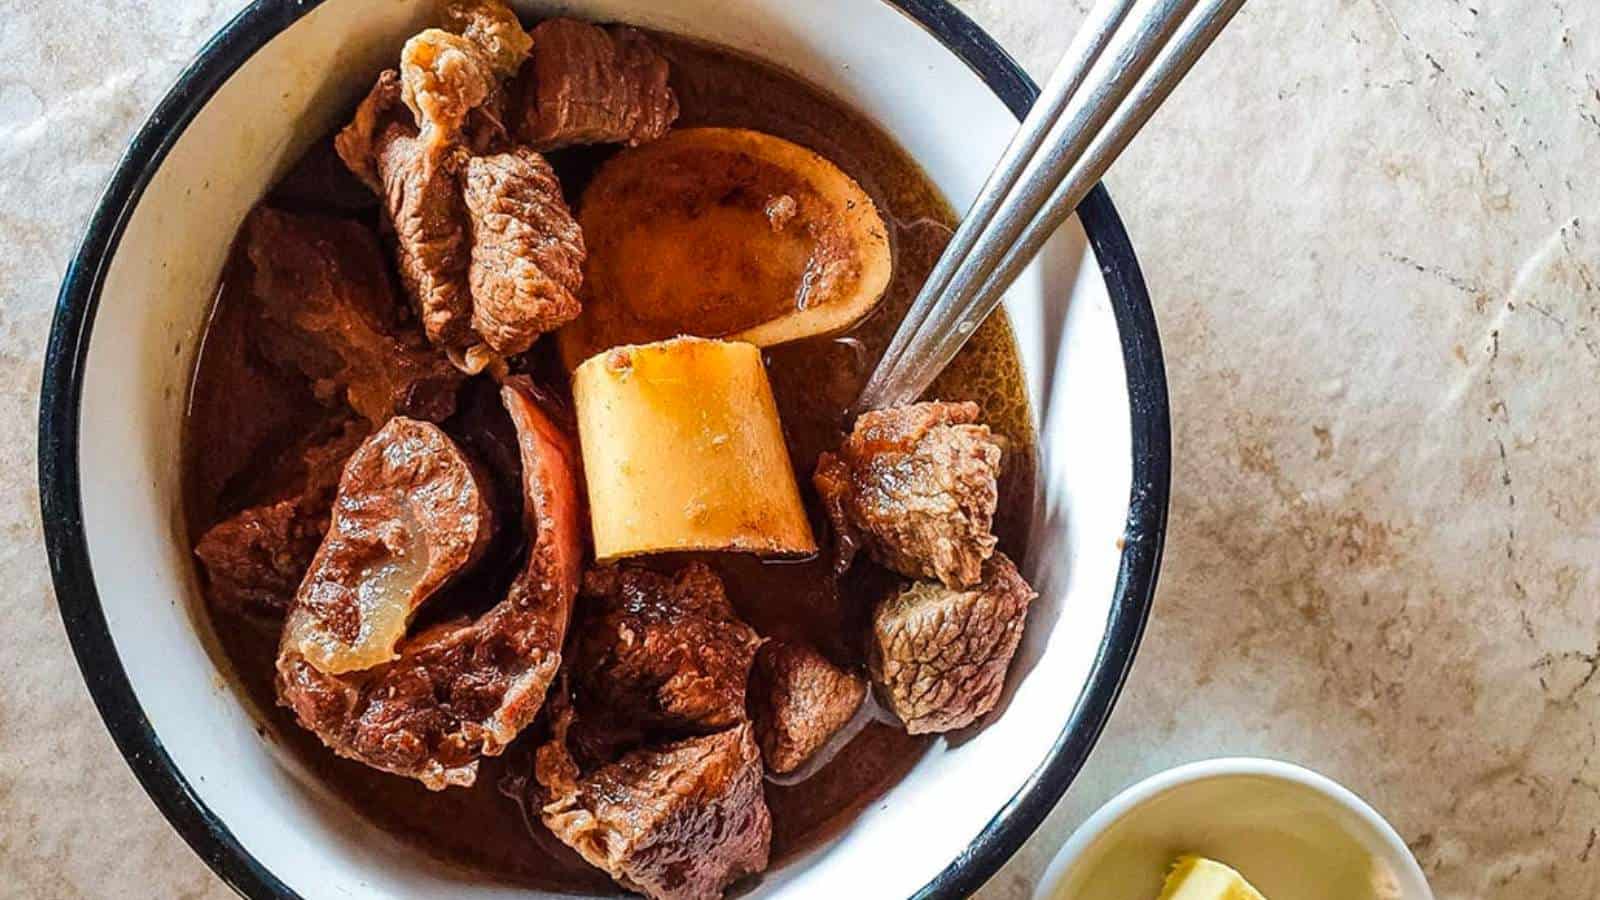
top-left (463, 147), bottom-right (585, 354)
top-left (867, 552), bottom-right (1036, 735)
top-left (814, 400), bottom-right (1003, 588)
top-left (277, 386), bottom-right (580, 789)
top-left (513, 18), bottom-right (678, 150)
top-left (536, 699), bottom-right (771, 900)
top-left (571, 563), bottom-right (762, 750)
top-left (747, 640), bottom-right (866, 774)
top-left (194, 418), bottom-right (369, 618)
top-left (245, 207), bottom-right (463, 424)
top-left (381, 123), bottom-right (477, 350)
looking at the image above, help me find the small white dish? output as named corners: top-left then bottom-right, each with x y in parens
top-left (1033, 758), bottom-right (1433, 900)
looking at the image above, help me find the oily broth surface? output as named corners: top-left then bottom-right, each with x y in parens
top-left (183, 32), bottom-right (1037, 892)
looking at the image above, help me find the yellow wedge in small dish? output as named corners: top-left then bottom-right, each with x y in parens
top-left (1157, 856), bottom-right (1269, 900)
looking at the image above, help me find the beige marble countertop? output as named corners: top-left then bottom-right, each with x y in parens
top-left (4, 1), bottom-right (1597, 898)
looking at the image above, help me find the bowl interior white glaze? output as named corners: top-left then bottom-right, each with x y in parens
top-left (69, 1), bottom-right (1142, 896)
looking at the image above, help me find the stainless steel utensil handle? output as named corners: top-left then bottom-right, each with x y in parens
top-left (856, 0), bottom-right (1247, 412)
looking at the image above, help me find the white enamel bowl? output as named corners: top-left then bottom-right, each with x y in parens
top-left (39, 1), bottom-right (1170, 897)
top-left (1034, 759), bottom-right (1434, 900)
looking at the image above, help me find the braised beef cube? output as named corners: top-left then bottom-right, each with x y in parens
top-left (747, 640), bottom-right (866, 774)
top-left (377, 124), bottom-right (478, 350)
top-left (245, 207), bottom-right (464, 424)
top-left (336, 72), bottom-right (478, 351)
top-left (572, 563), bottom-right (762, 741)
top-left (195, 419), bottom-right (369, 619)
top-left (537, 712), bottom-right (771, 900)
top-left (196, 500), bottom-right (320, 619)
top-left (814, 400), bottom-right (1003, 588)
top-left (867, 552), bottom-right (1036, 735)
top-left (463, 147), bottom-right (585, 354)
top-left (513, 18), bottom-right (678, 150)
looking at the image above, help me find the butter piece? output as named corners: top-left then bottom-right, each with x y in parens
top-left (1156, 856), bottom-right (1269, 900)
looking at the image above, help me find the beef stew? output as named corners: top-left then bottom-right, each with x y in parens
top-left (185, 3), bottom-right (1040, 896)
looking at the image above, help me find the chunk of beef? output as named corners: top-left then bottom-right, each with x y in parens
top-left (867, 552), bottom-right (1036, 735)
top-left (441, 0), bottom-right (532, 79)
top-left (513, 19), bottom-right (678, 151)
top-left (197, 500), bottom-right (320, 620)
top-left (277, 381), bottom-right (581, 789)
top-left (337, 69), bottom-right (583, 359)
top-left (245, 207), bottom-right (463, 424)
top-left (335, 69), bottom-right (404, 192)
top-left (335, 72), bottom-right (478, 351)
top-left (571, 563), bottom-right (762, 749)
top-left (814, 400), bottom-right (1003, 588)
top-left (463, 147), bottom-right (585, 354)
top-left (536, 701), bottom-right (771, 900)
top-left (747, 640), bottom-right (866, 774)
top-left (379, 125), bottom-right (478, 349)
top-left (195, 419), bottom-right (369, 618)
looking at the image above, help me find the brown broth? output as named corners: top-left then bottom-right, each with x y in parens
top-left (184, 31), bottom-right (1036, 894)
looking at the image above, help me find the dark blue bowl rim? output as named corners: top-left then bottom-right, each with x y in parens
top-left (37, 1), bottom-right (1170, 897)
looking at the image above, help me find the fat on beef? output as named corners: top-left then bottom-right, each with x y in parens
top-left (813, 400), bottom-right (1003, 589)
top-left (440, 0), bottom-right (533, 79)
top-left (463, 147), bottom-right (585, 354)
top-left (513, 18), bottom-right (678, 150)
top-left (195, 419), bottom-right (369, 618)
top-left (245, 207), bottom-right (463, 424)
top-left (570, 563), bottom-right (762, 755)
top-left (747, 639), bottom-right (866, 774)
top-left (277, 384), bottom-right (581, 789)
top-left (867, 552), bottom-right (1036, 735)
top-left (535, 696), bottom-right (771, 900)
top-left (401, 27), bottom-right (503, 153)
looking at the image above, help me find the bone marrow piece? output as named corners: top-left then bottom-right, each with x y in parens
top-left (867, 552), bottom-right (1037, 735)
top-left (557, 127), bottom-right (892, 367)
top-left (571, 337), bottom-right (816, 560)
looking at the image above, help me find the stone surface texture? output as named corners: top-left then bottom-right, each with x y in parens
top-left (3, 1), bottom-right (1598, 899)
